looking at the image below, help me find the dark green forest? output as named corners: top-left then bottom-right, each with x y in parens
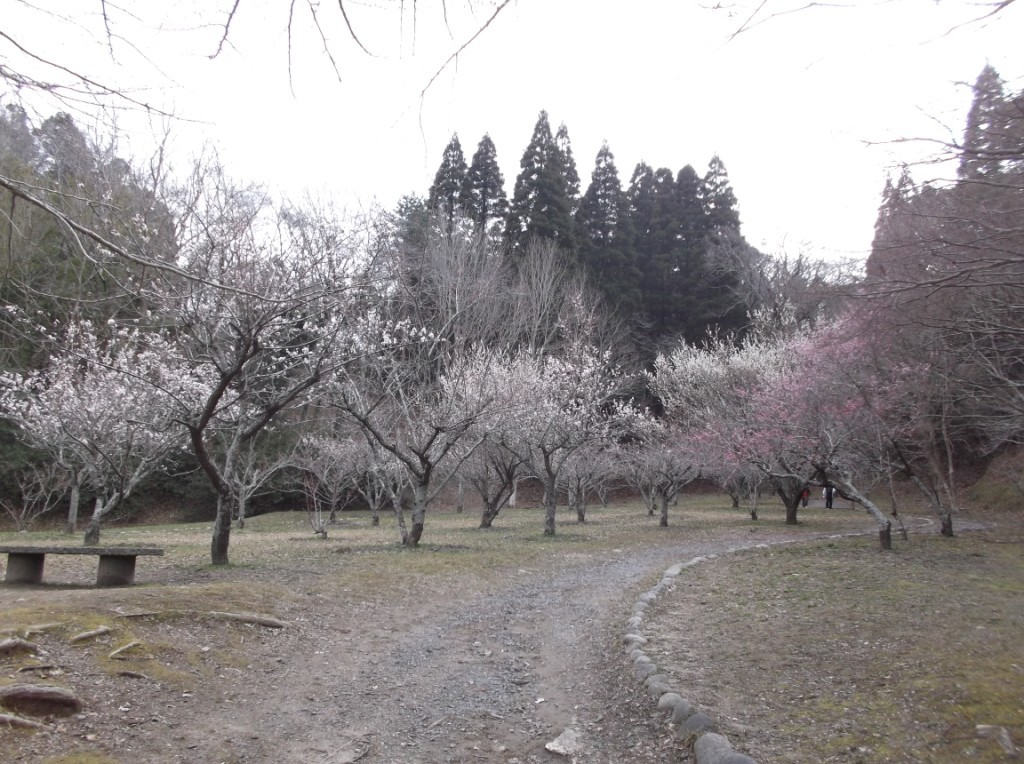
top-left (417, 110), bottom-right (751, 350)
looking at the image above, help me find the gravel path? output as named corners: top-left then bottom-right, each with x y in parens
top-left (180, 530), bottom-right (798, 764)
top-left (2, 520), bottom-right (868, 763)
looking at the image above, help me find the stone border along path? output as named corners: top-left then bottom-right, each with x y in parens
top-left (621, 530), bottom-right (902, 764)
top-left (623, 546), bottom-right (759, 764)
top-left (621, 518), bottom-right (950, 763)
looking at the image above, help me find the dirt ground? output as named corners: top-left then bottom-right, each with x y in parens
top-left (0, 502), bottom-right (1016, 763)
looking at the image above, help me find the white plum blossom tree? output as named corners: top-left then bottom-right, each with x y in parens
top-left (484, 343), bottom-right (642, 536)
top-left (0, 320), bottom-right (187, 544)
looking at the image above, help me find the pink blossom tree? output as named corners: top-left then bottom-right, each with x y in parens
top-left (650, 334), bottom-right (817, 524)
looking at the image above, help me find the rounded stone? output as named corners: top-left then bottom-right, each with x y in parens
top-left (643, 673), bottom-right (669, 688)
top-left (657, 692), bottom-right (684, 711)
top-left (646, 681), bottom-right (671, 699)
top-left (670, 699), bottom-right (695, 724)
top-left (677, 710), bottom-right (714, 737)
top-left (633, 661), bottom-right (658, 680)
top-left (694, 732), bottom-right (758, 764)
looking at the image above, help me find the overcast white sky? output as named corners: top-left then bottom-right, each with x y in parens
top-left (6, 0), bottom-right (1023, 261)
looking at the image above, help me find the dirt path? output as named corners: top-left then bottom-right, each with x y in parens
top-left (155, 532), bottom-right (781, 763)
top-left (1, 520), bottom-right (866, 763)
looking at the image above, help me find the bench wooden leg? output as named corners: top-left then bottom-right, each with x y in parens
top-left (96, 555), bottom-right (137, 587)
top-left (4, 552), bottom-right (45, 584)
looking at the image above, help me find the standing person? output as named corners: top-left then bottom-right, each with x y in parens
top-left (824, 485), bottom-right (834, 509)
top-left (801, 487), bottom-right (810, 507)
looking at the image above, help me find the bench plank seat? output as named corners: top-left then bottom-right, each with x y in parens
top-left (0, 546), bottom-right (164, 587)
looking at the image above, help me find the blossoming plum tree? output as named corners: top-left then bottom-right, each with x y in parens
top-left (0, 320), bottom-right (187, 544)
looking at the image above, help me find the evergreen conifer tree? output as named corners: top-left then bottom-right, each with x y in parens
top-left (464, 133), bottom-right (508, 234)
top-left (427, 134), bottom-right (470, 235)
top-left (577, 143), bottom-right (640, 313)
top-left (959, 65), bottom-right (1014, 180)
top-left (506, 111), bottom-right (577, 258)
top-left (555, 122), bottom-right (581, 212)
top-left (702, 154), bottom-right (741, 234)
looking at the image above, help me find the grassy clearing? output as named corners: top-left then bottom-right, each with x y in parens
top-left (2, 492), bottom-right (1021, 762)
top-left (649, 522), bottom-right (1024, 763)
top-left (0, 498), bottom-right (869, 622)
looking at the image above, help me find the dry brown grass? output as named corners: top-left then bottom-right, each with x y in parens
top-left (644, 516), bottom-right (1024, 763)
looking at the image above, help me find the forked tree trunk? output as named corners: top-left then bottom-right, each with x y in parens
top-left (480, 506), bottom-right (498, 528)
top-left (907, 474), bottom-right (956, 537)
top-left (480, 490), bottom-right (512, 529)
top-left (569, 484), bottom-right (586, 523)
top-left (642, 485), bottom-right (656, 516)
top-left (772, 480), bottom-right (802, 525)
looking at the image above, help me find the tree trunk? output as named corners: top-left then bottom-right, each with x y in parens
top-left (643, 485), bottom-right (655, 516)
top-left (831, 475), bottom-right (895, 551)
top-left (83, 495), bottom-right (104, 545)
top-left (907, 474), bottom-right (956, 538)
top-left (211, 493), bottom-right (234, 565)
top-left (236, 495), bottom-right (247, 529)
top-left (543, 474), bottom-right (557, 536)
top-left (405, 483), bottom-right (428, 547)
top-left (65, 471), bottom-right (81, 535)
top-left (456, 480), bottom-right (464, 514)
top-left (659, 490), bottom-right (670, 528)
top-left (785, 501), bottom-right (799, 525)
top-left (940, 513), bottom-right (955, 537)
top-left (391, 496), bottom-right (407, 542)
top-left (569, 485), bottom-right (585, 523)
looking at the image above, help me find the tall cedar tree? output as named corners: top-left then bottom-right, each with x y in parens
top-left (624, 157), bottom-right (747, 346)
top-left (427, 134), bottom-right (470, 235)
top-left (464, 134), bottom-right (508, 233)
top-left (959, 65), bottom-right (1008, 181)
top-left (506, 111), bottom-right (577, 259)
top-left (866, 166), bottom-right (917, 279)
top-left (628, 164), bottom-right (687, 340)
top-left (691, 156), bottom-right (747, 341)
top-left (555, 123), bottom-right (581, 213)
top-left (577, 143), bottom-right (640, 314)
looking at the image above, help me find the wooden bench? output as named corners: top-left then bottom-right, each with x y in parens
top-left (0, 545), bottom-right (164, 587)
